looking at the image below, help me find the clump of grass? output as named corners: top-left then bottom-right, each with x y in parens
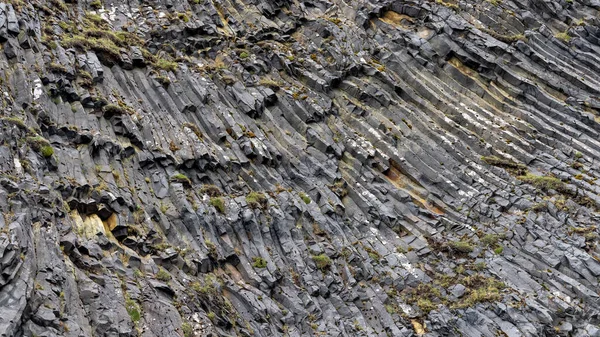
top-left (156, 267), bottom-right (171, 282)
top-left (182, 322), bottom-right (193, 337)
top-left (47, 62), bottom-right (67, 73)
top-left (153, 58), bottom-right (178, 72)
top-left (252, 256), bottom-right (267, 268)
top-left (200, 184), bottom-right (222, 197)
top-left (405, 283), bottom-right (442, 314)
top-left (435, 0), bottom-right (459, 10)
top-left (204, 239), bottom-right (217, 259)
top-left (125, 298), bottom-right (141, 322)
top-left (246, 191), bottom-right (268, 209)
top-left (209, 197), bottom-right (226, 213)
top-left (555, 31), bottom-right (571, 42)
top-left (258, 78), bottom-right (282, 91)
top-left (312, 254), bottom-right (332, 270)
top-left (517, 173), bottom-right (570, 194)
top-left (170, 173), bottom-right (191, 186)
top-left (481, 155), bottom-right (527, 175)
top-left (90, 0), bottom-right (102, 9)
top-left (299, 192), bottom-right (311, 204)
top-left (62, 35), bottom-right (122, 63)
top-left (1, 117), bottom-right (27, 129)
top-left (102, 104), bottom-right (127, 116)
top-left (451, 274), bottom-right (505, 309)
top-left (449, 241), bottom-right (474, 254)
top-left (481, 234), bottom-right (501, 247)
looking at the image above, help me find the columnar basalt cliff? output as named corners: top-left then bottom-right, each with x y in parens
top-left (0, 0), bottom-right (600, 336)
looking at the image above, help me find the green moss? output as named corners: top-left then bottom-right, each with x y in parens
top-left (209, 197), bottom-right (226, 213)
top-left (41, 145), bottom-right (54, 158)
top-left (27, 136), bottom-right (53, 156)
top-left (299, 192), bottom-right (311, 204)
top-left (177, 12), bottom-right (190, 22)
top-left (312, 254), bottom-right (331, 270)
top-left (494, 246), bottom-right (504, 254)
top-left (240, 51), bottom-right (249, 59)
top-left (252, 256), bottom-right (267, 268)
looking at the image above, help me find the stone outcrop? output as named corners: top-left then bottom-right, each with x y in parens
top-left (0, 0), bottom-right (600, 336)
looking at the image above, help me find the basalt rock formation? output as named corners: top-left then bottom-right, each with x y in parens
top-left (1, 0), bottom-right (600, 336)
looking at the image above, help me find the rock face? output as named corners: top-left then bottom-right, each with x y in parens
top-left (0, 0), bottom-right (600, 336)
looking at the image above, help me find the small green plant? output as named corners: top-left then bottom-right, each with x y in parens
top-left (494, 246), bottom-right (504, 254)
top-left (312, 254), bottom-right (331, 270)
top-left (246, 191), bottom-right (268, 209)
top-left (156, 267), bottom-right (171, 282)
top-left (182, 322), bottom-right (193, 337)
top-left (207, 311), bottom-right (216, 321)
top-left (299, 192), bottom-right (311, 204)
top-left (555, 31), bottom-right (571, 42)
top-left (205, 239), bottom-right (217, 259)
top-left (481, 234), bottom-right (501, 247)
top-left (41, 145), bottom-right (54, 158)
top-left (239, 51), bottom-right (249, 59)
top-left (209, 197), bottom-right (226, 213)
top-left (125, 298), bottom-right (141, 322)
top-left (252, 256), bottom-right (267, 268)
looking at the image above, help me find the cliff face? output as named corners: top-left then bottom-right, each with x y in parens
top-left (1, 0), bottom-right (600, 336)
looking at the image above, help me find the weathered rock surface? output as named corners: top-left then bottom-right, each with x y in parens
top-left (0, 0), bottom-right (599, 336)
